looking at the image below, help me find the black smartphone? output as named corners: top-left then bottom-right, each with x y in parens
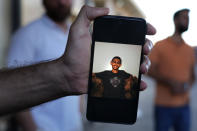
top-left (86, 15), bottom-right (146, 124)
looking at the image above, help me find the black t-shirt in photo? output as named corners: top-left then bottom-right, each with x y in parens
top-left (94, 70), bottom-right (135, 99)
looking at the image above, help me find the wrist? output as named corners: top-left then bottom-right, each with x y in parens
top-left (58, 56), bottom-right (88, 95)
top-left (50, 57), bottom-right (85, 96)
top-left (41, 58), bottom-right (70, 96)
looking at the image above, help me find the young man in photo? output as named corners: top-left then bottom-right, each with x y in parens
top-left (91, 56), bottom-right (138, 99)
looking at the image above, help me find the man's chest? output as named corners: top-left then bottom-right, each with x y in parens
top-left (103, 75), bottom-right (126, 88)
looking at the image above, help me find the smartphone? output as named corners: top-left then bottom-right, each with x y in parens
top-left (86, 15), bottom-right (146, 124)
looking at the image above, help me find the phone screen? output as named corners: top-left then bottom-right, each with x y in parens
top-left (91, 41), bottom-right (142, 100)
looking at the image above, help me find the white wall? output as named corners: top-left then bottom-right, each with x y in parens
top-left (93, 41), bottom-right (142, 77)
top-left (21, 0), bottom-right (44, 26)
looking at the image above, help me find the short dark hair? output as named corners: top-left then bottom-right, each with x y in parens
top-left (111, 56), bottom-right (122, 64)
top-left (173, 8), bottom-right (190, 21)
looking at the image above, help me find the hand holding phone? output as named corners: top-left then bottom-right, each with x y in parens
top-left (63, 6), bottom-right (155, 96)
top-left (86, 15), bottom-right (147, 124)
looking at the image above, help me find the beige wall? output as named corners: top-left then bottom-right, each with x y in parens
top-left (21, 0), bottom-right (44, 26)
top-left (0, 0), bottom-right (11, 68)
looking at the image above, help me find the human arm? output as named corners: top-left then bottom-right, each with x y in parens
top-left (148, 44), bottom-right (193, 94)
top-left (148, 62), bottom-right (185, 92)
top-left (0, 59), bottom-right (70, 115)
top-left (7, 19), bottom-right (38, 131)
top-left (124, 75), bottom-right (138, 99)
top-left (91, 73), bottom-right (104, 97)
top-left (189, 49), bottom-right (196, 86)
top-left (149, 65), bottom-right (192, 94)
top-left (0, 5), bottom-right (156, 115)
top-left (124, 76), bottom-right (132, 99)
top-left (0, 6), bottom-right (110, 116)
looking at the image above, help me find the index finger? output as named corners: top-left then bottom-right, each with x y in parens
top-left (146, 23), bottom-right (156, 35)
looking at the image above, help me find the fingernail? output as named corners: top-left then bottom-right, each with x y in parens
top-left (148, 41), bottom-right (153, 51)
top-left (147, 58), bottom-right (151, 68)
top-left (146, 64), bottom-right (149, 72)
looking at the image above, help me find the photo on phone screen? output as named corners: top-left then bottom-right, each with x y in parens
top-left (90, 41), bottom-right (142, 100)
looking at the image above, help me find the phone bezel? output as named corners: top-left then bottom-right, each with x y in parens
top-left (86, 15), bottom-right (146, 124)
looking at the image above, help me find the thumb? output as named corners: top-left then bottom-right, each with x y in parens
top-left (75, 5), bottom-right (109, 27)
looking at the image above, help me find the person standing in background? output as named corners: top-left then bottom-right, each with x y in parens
top-left (148, 9), bottom-right (195, 131)
top-left (149, 9), bottom-right (195, 131)
top-left (7, 0), bottom-right (83, 131)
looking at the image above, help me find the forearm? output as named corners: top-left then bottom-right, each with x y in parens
top-left (149, 68), bottom-right (188, 94)
top-left (148, 66), bottom-right (175, 87)
top-left (0, 58), bottom-right (69, 115)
